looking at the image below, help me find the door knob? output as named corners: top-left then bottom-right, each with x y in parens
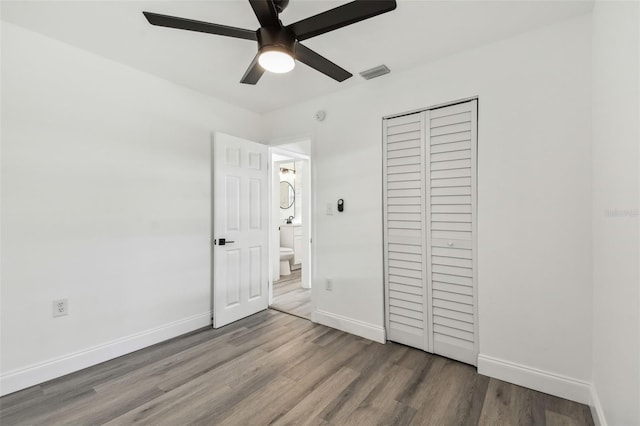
top-left (447, 241), bottom-right (454, 247)
top-left (215, 238), bottom-right (235, 246)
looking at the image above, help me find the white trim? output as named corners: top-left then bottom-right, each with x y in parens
top-left (589, 384), bottom-right (607, 426)
top-left (382, 117), bottom-right (391, 344)
top-left (423, 109), bottom-right (433, 354)
top-left (0, 312), bottom-right (211, 396)
top-left (469, 99), bottom-right (480, 361)
top-left (383, 95), bottom-right (479, 120)
top-left (477, 354), bottom-right (591, 404)
top-left (312, 310), bottom-right (386, 343)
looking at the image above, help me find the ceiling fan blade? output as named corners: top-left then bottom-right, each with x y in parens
top-left (294, 43), bottom-right (352, 82)
top-left (240, 54), bottom-right (265, 85)
top-left (143, 12), bottom-right (257, 41)
top-left (249, 0), bottom-right (280, 28)
top-left (287, 0), bottom-right (396, 41)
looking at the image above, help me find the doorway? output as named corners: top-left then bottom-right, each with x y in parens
top-left (269, 141), bottom-right (312, 320)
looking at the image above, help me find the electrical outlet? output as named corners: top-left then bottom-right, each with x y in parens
top-left (52, 299), bottom-right (68, 317)
top-left (325, 278), bottom-right (333, 291)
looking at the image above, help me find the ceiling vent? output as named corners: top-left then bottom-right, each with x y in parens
top-left (359, 64), bottom-right (391, 80)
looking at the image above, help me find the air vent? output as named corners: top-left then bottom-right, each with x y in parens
top-left (359, 64), bottom-right (390, 80)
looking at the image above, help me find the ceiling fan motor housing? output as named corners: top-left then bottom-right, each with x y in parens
top-left (257, 26), bottom-right (296, 56)
top-left (273, 0), bottom-right (290, 13)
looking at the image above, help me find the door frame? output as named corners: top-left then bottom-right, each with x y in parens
top-left (268, 138), bottom-right (315, 317)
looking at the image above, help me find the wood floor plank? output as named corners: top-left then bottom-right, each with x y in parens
top-left (319, 342), bottom-right (408, 424)
top-left (271, 366), bottom-right (360, 426)
top-left (478, 378), bottom-right (546, 426)
top-left (216, 376), bottom-right (297, 426)
top-left (264, 339), bottom-right (369, 425)
top-left (106, 380), bottom-right (233, 425)
top-left (0, 310), bottom-right (594, 426)
top-left (0, 386), bottom-right (96, 425)
top-left (271, 269), bottom-right (311, 319)
top-left (544, 391), bottom-right (595, 426)
top-left (410, 360), bottom-right (486, 425)
top-left (342, 364), bottom-right (414, 425)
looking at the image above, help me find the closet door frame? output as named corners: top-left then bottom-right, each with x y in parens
top-left (383, 97), bottom-right (479, 364)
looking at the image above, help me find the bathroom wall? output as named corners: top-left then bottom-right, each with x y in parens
top-left (279, 162), bottom-right (296, 222)
top-left (279, 161), bottom-right (303, 224)
top-left (294, 160), bottom-right (303, 221)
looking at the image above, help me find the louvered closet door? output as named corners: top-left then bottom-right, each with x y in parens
top-left (426, 100), bottom-right (478, 365)
top-left (383, 112), bottom-right (431, 351)
top-left (384, 100), bottom-right (478, 366)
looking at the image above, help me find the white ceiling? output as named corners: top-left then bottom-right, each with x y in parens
top-left (1, 0), bottom-right (593, 113)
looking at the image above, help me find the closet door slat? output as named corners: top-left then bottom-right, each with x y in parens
top-left (387, 133), bottom-right (421, 145)
top-left (431, 168), bottom-right (472, 179)
top-left (430, 131), bottom-right (472, 146)
top-left (431, 140), bottom-right (471, 154)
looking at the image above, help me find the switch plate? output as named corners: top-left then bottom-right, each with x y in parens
top-left (325, 278), bottom-right (333, 291)
top-left (326, 203), bottom-right (333, 215)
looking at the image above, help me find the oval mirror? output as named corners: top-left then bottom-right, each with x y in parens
top-left (280, 181), bottom-right (295, 209)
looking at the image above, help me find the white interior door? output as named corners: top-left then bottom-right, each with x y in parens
top-left (213, 132), bottom-right (269, 328)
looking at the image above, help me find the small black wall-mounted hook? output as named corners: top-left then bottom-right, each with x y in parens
top-left (337, 199), bottom-right (344, 212)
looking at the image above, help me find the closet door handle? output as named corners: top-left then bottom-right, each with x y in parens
top-left (447, 241), bottom-right (454, 247)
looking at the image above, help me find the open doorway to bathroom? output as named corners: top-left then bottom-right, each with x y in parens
top-left (269, 141), bottom-right (312, 320)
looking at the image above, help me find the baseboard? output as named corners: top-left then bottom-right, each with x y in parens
top-left (0, 312), bottom-right (211, 396)
top-left (477, 354), bottom-right (591, 405)
top-left (589, 384), bottom-right (607, 426)
top-left (311, 309), bottom-right (386, 343)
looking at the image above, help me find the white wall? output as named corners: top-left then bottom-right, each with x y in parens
top-left (591, 2), bottom-right (640, 425)
top-left (278, 163), bottom-right (296, 222)
top-left (263, 15), bottom-right (593, 401)
top-left (0, 22), bottom-right (262, 394)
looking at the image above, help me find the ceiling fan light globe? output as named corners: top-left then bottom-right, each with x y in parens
top-left (258, 50), bottom-right (295, 74)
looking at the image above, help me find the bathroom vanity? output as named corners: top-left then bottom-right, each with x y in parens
top-left (280, 224), bottom-right (302, 269)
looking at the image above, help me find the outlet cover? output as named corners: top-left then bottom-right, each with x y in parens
top-left (52, 299), bottom-right (68, 317)
top-left (325, 278), bottom-right (333, 291)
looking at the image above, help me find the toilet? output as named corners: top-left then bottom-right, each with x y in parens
top-left (279, 247), bottom-right (295, 276)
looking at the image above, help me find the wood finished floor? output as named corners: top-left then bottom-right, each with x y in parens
top-left (271, 269), bottom-right (311, 320)
top-left (0, 310), bottom-right (593, 426)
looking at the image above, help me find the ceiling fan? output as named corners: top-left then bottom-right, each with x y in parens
top-left (143, 0), bottom-right (397, 85)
